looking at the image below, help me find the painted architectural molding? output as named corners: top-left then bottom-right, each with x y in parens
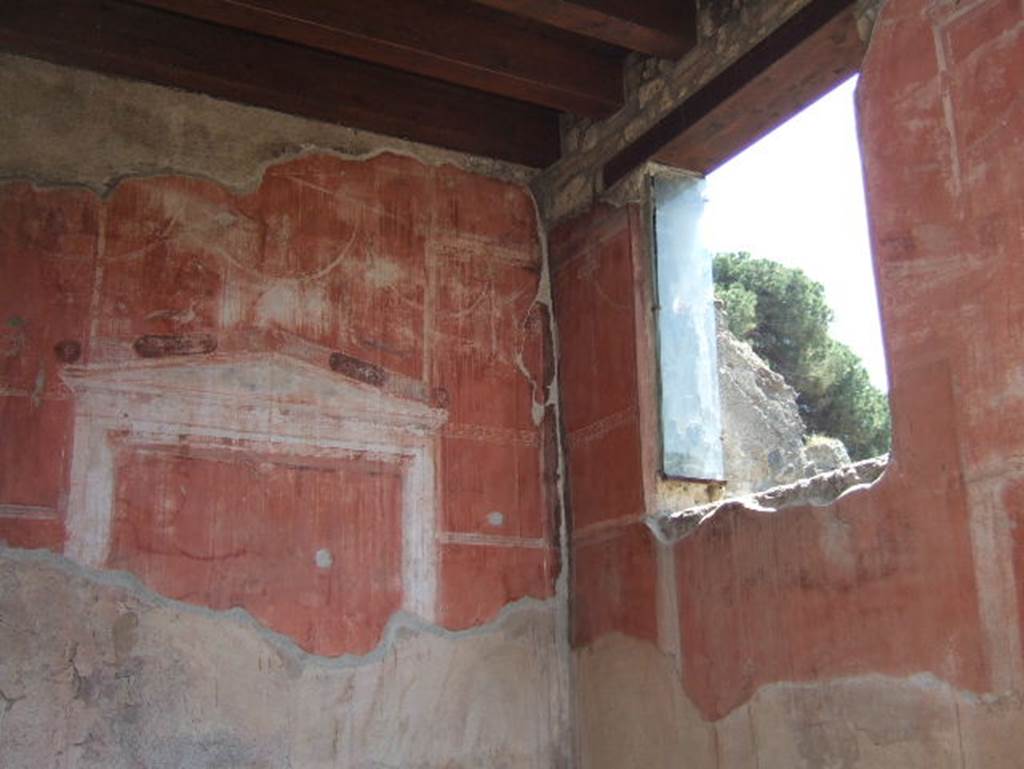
top-left (61, 352), bottom-right (447, 647)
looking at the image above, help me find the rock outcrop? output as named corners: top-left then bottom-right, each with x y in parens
top-left (716, 307), bottom-right (855, 495)
top-left (801, 435), bottom-right (852, 476)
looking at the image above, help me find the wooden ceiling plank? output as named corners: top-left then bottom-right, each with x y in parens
top-left (469, 0), bottom-right (696, 59)
top-left (130, 0), bottom-right (624, 117)
top-left (0, 0), bottom-right (561, 167)
top-left (603, 0), bottom-right (866, 187)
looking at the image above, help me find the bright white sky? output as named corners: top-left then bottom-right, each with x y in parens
top-left (701, 75), bottom-right (889, 391)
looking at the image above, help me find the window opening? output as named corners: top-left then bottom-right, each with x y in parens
top-left (654, 75), bottom-right (891, 497)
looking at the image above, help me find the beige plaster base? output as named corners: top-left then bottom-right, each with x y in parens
top-left (575, 633), bottom-right (1024, 769)
top-left (0, 549), bottom-right (568, 768)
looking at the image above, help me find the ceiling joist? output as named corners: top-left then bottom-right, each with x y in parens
top-left (469, 0), bottom-right (696, 59)
top-left (131, 0), bottom-right (625, 118)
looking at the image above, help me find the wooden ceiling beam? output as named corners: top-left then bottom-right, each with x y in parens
top-left (129, 0), bottom-right (624, 118)
top-left (0, 0), bottom-right (562, 167)
top-left (469, 0), bottom-right (696, 59)
top-left (603, 0), bottom-right (866, 187)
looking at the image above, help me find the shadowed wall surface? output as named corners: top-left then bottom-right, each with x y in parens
top-left (553, 0), bottom-right (1024, 764)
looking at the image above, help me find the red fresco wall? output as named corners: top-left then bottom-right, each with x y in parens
top-left (673, 359), bottom-right (986, 717)
top-left (109, 448), bottom-right (404, 656)
top-left (0, 187), bottom-right (97, 550)
top-left (552, 0), bottom-right (1021, 723)
top-left (0, 152), bottom-right (557, 655)
top-left (550, 204), bottom-right (658, 648)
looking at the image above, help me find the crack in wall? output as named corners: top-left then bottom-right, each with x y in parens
top-left (525, 186), bottom-right (575, 768)
top-left (0, 686), bottom-right (25, 739)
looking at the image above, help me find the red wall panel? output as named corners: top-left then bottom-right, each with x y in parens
top-left (109, 447), bottom-right (404, 655)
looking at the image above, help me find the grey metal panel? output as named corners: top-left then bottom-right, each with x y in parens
top-left (652, 173), bottom-right (724, 480)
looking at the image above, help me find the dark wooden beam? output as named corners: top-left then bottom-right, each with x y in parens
top-left (0, 0), bottom-right (561, 167)
top-left (470, 0), bottom-right (696, 59)
top-left (130, 0), bottom-right (624, 118)
top-left (603, 0), bottom-right (866, 188)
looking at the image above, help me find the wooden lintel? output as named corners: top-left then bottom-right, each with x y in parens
top-left (603, 0), bottom-right (867, 188)
top-left (470, 0), bottom-right (697, 59)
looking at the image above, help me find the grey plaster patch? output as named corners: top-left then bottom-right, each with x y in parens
top-left (0, 53), bottom-right (537, 196)
top-left (314, 548), bottom-right (334, 569)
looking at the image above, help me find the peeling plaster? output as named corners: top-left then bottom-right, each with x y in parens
top-left (648, 455), bottom-right (889, 543)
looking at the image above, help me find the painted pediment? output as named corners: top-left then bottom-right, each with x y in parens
top-left (60, 352), bottom-right (447, 432)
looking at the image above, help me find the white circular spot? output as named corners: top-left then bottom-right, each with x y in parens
top-left (315, 548), bottom-right (334, 569)
top-left (486, 511), bottom-right (505, 528)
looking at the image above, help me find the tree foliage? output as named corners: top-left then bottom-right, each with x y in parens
top-left (713, 251), bottom-right (891, 459)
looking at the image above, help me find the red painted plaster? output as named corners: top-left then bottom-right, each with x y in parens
top-left (0, 186), bottom-right (97, 389)
top-left (551, 203), bottom-right (656, 649)
top-left (0, 185), bottom-right (95, 550)
top-left (0, 398), bottom-right (73, 514)
top-left (442, 435), bottom-right (547, 540)
top-left (0, 153), bottom-right (556, 654)
top-left (1005, 479), bottom-right (1024, 672)
top-left (572, 522), bottom-right (659, 648)
top-left (551, 206), bottom-right (640, 435)
top-left (109, 447), bottom-right (404, 655)
top-left (550, 205), bottom-right (646, 533)
top-left (438, 542), bottom-right (557, 629)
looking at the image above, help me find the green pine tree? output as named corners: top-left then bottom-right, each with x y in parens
top-left (713, 252), bottom-right (891, 459)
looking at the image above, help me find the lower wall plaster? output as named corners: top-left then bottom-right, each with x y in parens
top-left (0, 546), bottom-right (569, 768)
top-left (576, 633), bottom-right (1024, 769)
